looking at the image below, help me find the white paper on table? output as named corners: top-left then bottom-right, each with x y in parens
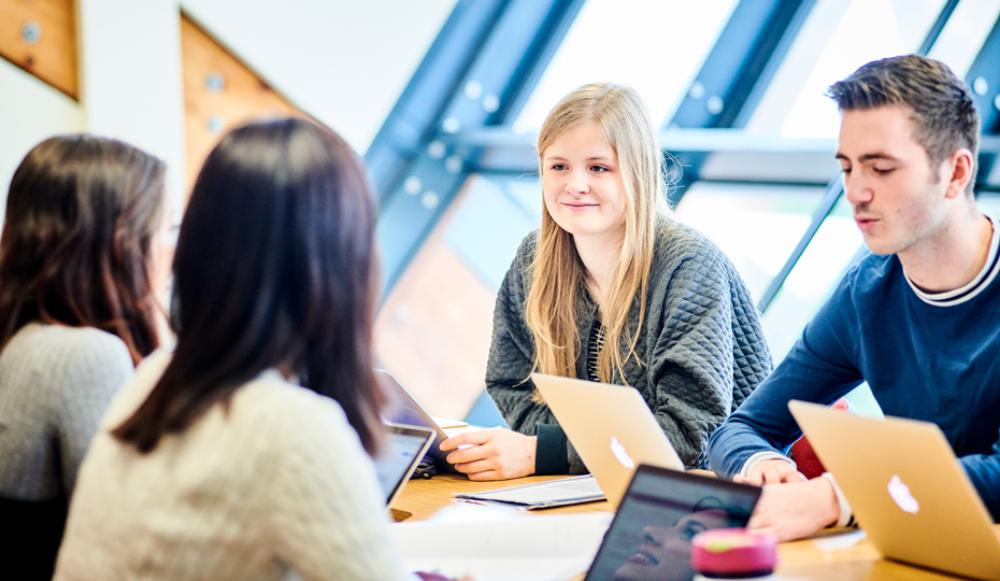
top-left (812, 529), bottom-right (867, 551)
top-left (391, 512), bottom-right (613, 581)
top-left (430, 415), bottom-right (468, 430)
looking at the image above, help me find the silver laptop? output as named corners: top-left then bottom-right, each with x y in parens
top-left (374, 423), bottom-right (434, 506)
top-left (377, 369), bottom-right (449, 444)
top-left (378, 368), bottom-right (475, 473)
top-left (532, 373), bottom-right (684, 507)
top-left (789, 400), bottom-right (1000, 580)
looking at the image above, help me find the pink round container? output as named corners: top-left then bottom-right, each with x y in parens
top-left (691, 528), bottom-right (777, 577)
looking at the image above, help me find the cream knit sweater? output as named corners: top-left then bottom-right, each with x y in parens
top-left (55, 350), bottom-right (410, 581)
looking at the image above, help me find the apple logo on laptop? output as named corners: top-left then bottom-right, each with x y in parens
top-left (610, 436), bottom-right (636, 469)
top-left (887, 474), bottom-right (920, 514)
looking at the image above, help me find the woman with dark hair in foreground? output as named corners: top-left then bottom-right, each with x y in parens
top-left (56, 118), bottom-right (411, 580)
top-left (0, 134), bottom-right (168, 580)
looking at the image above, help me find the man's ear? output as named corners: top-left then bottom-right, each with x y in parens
top-left (943, 148), bottom-right (975, 199)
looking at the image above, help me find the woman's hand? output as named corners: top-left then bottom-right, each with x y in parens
top-left (438, 428), bottom-right (537, 481)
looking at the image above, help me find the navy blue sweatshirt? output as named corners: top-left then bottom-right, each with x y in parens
top-left (709, 227), bottom-right (1000, 519)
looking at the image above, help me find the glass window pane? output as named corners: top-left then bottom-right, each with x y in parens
top-left (760, 195), bottom-right (861, 359)
top-left (444, 176), bottom-right (540, 292)
top-left (514, 0), bottom-right (738, 132)
top-left (673, 182), bottom-right (826, 302)
top-left (746, 0), bottom-right (947, 139)
top-left (927, 0), bottom-right (1000, 77)
top-left (374, 174), bottom-right (538, 420)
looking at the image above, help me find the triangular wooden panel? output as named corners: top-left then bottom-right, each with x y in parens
top-left (0, 0), bottom-right (78, 99)
top-left (180, 14), bottom-right (302, 195)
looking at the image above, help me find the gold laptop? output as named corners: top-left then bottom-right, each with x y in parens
top-left (531, 373), bottom-right (683, 507)
top-left (789, 400), bottom-right (1000, 580)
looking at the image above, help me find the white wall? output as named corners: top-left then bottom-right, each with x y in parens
top-left (0, 0), bottom-right (187, 218)
top-left (1, 0), bottom-right (456, 215)
top-left (181, 0), bottom-right (457, 152)
top-left (0, 60), bottom-right (84, 219)
top-left (77, 0), bottom-right (187, 213)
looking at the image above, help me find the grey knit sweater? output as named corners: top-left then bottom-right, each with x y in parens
top-left (486, 218), bottom-right (773, 472)
top-left (0, 324), bottom-right (133, 501)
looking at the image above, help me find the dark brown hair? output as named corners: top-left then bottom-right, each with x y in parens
top-left (112, 118), bottom-right (386, 455)
top-left (827, 54), bottom-right (980, 194)
top-left (0, 134), bottom-right (165, 363)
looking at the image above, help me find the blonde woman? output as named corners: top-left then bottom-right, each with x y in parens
top-left (440, 83), bottom-right (772, 480)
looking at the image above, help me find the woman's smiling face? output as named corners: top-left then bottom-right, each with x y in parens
top-left (541, 121), bottom-right (628, 240)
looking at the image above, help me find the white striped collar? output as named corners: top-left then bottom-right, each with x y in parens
top-left (905, 215), bottom-right (999, 307)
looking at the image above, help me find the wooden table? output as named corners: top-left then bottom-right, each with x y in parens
top-left (392, 474), bottom-right (980, 580)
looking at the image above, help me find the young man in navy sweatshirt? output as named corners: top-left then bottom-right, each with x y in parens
top-left (708, 54), bottom-right (999, 541)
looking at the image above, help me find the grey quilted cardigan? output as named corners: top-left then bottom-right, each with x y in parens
top-left (486, 218), bottom-right (773, 471)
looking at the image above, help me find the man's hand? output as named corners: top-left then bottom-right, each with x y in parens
top-left (746, 477), bottom-right (841, 541)
top-left (735, 458), bottom-right (807, 485)
top-left (439, 428), bottom-right (537, 481)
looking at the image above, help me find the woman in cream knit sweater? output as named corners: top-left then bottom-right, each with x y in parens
top-left (56, 119), bottom-right (411, 580)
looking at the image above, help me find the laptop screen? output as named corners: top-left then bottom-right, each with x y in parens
top-left (585, 465), bottom-right (761, 581)
top-left (376, 369), bottom-right (447, 443)
top-left (373, 424), bottom-right (434, 504)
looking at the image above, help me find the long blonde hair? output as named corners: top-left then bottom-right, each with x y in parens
top-left (525, 83), bottom-right (666, 385)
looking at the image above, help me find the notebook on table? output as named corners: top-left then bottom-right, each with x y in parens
top-left (454, 474), bottom-right (605, 510)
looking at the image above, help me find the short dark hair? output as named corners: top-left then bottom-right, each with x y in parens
top-left (0, 134), bottom-right (165, 362)
top-left (827, 54), bottom-right (980, 193)
top-left (112, 118), bottom-right (387, 455)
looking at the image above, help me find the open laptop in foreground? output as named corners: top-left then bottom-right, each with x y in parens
top-left (533, 373), bottom-right (684, 507)
top-left (377, 369), bottom-right (451, 444)
top-left (377, 369), bottom-right (462, 473)
top-left (584, 464), bottom-right (761, 580)
top-left (377, 369), bottom-right (509, 473)
top-left (789, 400), bottom-right (1000, 581)
top-left (374, 423), bottom-right (435, 506)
